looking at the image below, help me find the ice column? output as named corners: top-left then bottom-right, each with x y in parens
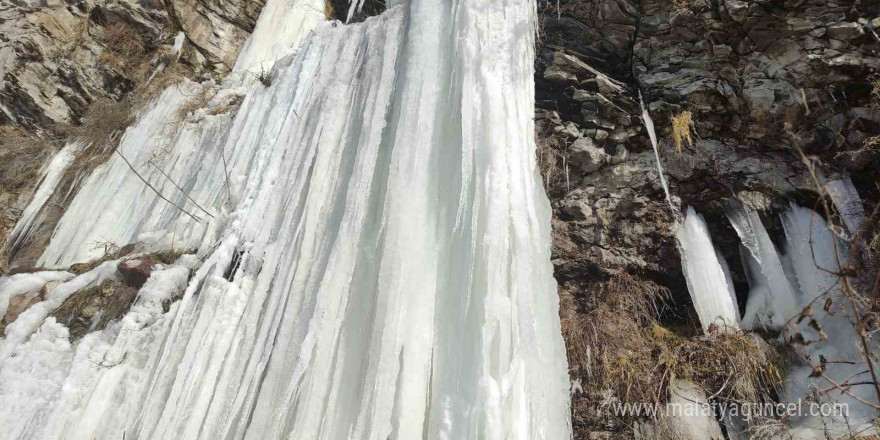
top-left (7, 141), bottom-right (84, 256)
top-left (725, 200), bottom-right (800, 330)
top-left (825, 177), bottom-right (867, 236)
top-left (677, 206), bottom-right (740, 332)
top-left (233, 0), bottom-right (325, 74)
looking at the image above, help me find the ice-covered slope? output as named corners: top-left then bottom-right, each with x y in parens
top-left (0, 1), bottom-right (572, 439)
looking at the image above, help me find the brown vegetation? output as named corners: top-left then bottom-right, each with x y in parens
top-left (0, 128), bottom-right (57, 272)
top-left (670, 110), bottom-right (696, 154)
top-left (176, 85), bottom-right (213, 121)
top-left (51, 279), bottom-right (138, 340)
top-left (563, 272), bottom-right (784, 431)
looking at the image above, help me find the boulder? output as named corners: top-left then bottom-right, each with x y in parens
top-left (543, 66), bottom-right (578, 85)
top-left (825, 22), bottom-right (862, 41)
top-left (3, 289), bottom-right (45, 324)
top-left (569, 137), bottom-right (609, 173)
top-left (118, 257), bottom-right (155, 288)
top-left (559, 198), bottom-right (593, 221)
top-left (724, 0), bottom-right (749, 22)
top-left (664, 380), bottom-right (725, 440)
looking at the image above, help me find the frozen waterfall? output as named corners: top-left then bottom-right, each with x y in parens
top-left (7, 141), bottom-right (84, 257)
top-left (778, 203), bottom-right (879, 436)
top-left (0, 0), bottom-right (572, 439)
top-left (725, 200), bottom-right (799, 330)
top-left (718, 198), bottom-right (879, 435)
top-left (676, 206), bottom-right (740, 332)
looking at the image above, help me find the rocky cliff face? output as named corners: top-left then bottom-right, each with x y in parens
top-left (0, 0), bottom-right (264, 131)
top-left (537, 0), bottom-right (879, 436)
top-left (0, 0), bottom-right (267, 271)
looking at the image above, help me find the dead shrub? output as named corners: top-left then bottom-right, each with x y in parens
top-left (99, 23), bottom-right (145, 70)
top-left (256, 66), bottom-right (275, 87)
top-left (670, 110), bottom-right (696, 153)
top-left (564, 272), bottom-right (784, 429)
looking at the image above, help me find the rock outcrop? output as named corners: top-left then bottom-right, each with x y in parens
top-left (0, 0), bottom-right (268, 271)
top-left (164, 0), bottom-right (266, 70)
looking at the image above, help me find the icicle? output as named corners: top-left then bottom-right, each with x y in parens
top-left (639, 91), bottom-right (675, 214)
top-left (7, 141), bottom-right (85, 255)
top-left (145, 32), bottom-right (185, 85)
top-left (676, 206), bottom-right (740, 332)
top-left (777, 203), bottom-right (879, 434)
top-left (724, 199), bottom-right (800, 330)
top-left (825, 177), bottom-right (866, 236)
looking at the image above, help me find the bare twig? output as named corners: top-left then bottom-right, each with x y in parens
top-left (114, 148), bottom-right (202, 223)
top-left (148, 161), bottom-right (215, 219)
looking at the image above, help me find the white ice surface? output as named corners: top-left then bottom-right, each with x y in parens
top-left (725, 200), bottom-right (800, 330)
top-left (825, 177), bottom-right (867, 236)
top-left (7, 141), bottom-right (84, 255)
top-left (2, 1), bottom-right (572, 439)
top-left (677, 206), bottom-right (740, 332)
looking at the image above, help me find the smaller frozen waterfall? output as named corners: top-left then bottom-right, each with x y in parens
top-left (778, 203), bottom-right (878, 436)
top-left (825, 176), bottom-right (867, 236)
top-left (676, 206), bottom-right (740, 332)
top-left (725, 200), bottom-right (800, 330)
top-left (713, 197), bottom-right (879, 436)
top-left (8, 141), bottom-right (84, 255)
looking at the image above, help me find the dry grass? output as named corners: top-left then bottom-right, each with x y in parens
top-left (175, 86), bottom-right (213, 121)
top-left (671, 0), bottom-right (695, 14)
top-left (670, 110), bottom-right (696, 153)
top-left (68, 243), bottom-right (118, 275)
top-left (0, 128), bottom-right (57, 273)
top-left (535, 117), bottom-right (571, 197)
top-left (325, 0), bottom-right (335, 19)
top-left (0, 128), bottom-right (55, 195)
top-left (563, 272), bottom-right (784, 429)
top-left (99, 23), bottom-right (146, 71)
top-left (64, 97), bottom-right (134, 149)
top-left (51, 279), bottom-right (137, 340)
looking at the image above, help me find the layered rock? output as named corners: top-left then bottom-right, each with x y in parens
top-left (164, 0), bottom-right (266, 70)
top-left (537, 0), bottom-right (879, 436)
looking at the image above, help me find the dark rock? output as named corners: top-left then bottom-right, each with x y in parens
top-left (825, 22), bottom-right (863, 41)
top-left (569, 137), bottom-right (609, 172)
top-left (117, 257), bottom-right (155, 288)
